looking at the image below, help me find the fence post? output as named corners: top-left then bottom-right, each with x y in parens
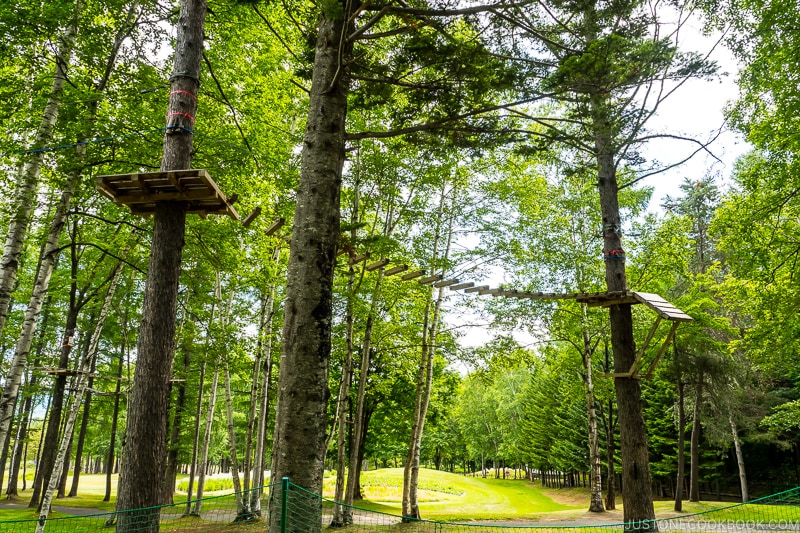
top-left (281, 477), bottom-right (289, 533)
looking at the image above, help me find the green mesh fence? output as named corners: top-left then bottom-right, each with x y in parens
top-left (0, 480), bottom-right (798, 532)
top-left (0, 482), bottom-right (277, 533)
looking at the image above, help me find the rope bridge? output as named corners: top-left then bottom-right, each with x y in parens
top-left (0, 480), bottom-right (797, 532)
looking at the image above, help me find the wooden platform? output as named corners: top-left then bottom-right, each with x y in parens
top-left (96, 169), bottom-right (239, 219)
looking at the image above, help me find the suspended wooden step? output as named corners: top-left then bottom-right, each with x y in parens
top-left (96, 169), bottom-right (239, 220)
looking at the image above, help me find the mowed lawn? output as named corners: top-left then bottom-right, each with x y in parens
top-left (338, 468), bottom-right (584, 521)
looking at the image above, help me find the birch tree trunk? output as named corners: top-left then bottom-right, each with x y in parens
top-left (581, 307), bottom-right (604, 513)
top-left (250, 276), bottom-right (277, 514)
top-left (34, 262), bottom-right (121, 532)
top-left (116, 0), bottom-right (205, 528)
top-left (192, 359), bottom-right (220, 516)
top-left (729, 414), bottom-right (747, 503)
top-left (689, 374), bottom-right (703, 502)
top-left (343, 272), bottom-right (384, 524)
top-left (0, 0), bottom-right (80, 339)
top-left (403, 182), bottom-right (452, 521)
top-left (223, 357), bottom-right (247, 518)
top-left (674, 345), bottom-right (686, 512)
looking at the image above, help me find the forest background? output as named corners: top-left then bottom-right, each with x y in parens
top-left (0, 0), bottom-right (798, 526)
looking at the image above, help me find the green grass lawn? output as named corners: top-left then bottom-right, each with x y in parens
top-left (1, 468), bottom-right (793, 528)
top-left (337, 468), bottom-right (584, 521)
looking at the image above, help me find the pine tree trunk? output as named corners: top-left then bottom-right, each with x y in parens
top-left (68, 342), bottom-right (98, 498)
top-left (30, 282), bottom-right (81, 510)
top-left (163, 347), bottom-right (190, 504)
top-left (267, 1), bottom-right (351, 530)
top-left (116, 1), bottom-right (204, 529)
top-left (595, 99), bottom-right (657, 530)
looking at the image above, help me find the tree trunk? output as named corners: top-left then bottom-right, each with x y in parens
top-left (34, 262), bottom-right (121, 531)
top-left (57, 431), bottom-right (74, 498)
top-left (674, 346), bottom-right (686, 512)
top-left (689, 374), bottom-right (703, 502)
top-left (104, 335), bottom-right (125, 503)
top-left (68, 344), bottom-right (98, 497)
top-left (6, 385), bottom-right (34, 499)
top-left (403, 182), bottom-right (453, 521)
top-left (163, 347), bottom-right (190, 504)
top-left (250, 279), bottom-right (276, 514)
top-left (729, 414), bottom-right (747, 502)
top-left (344, 273), bottom-right (383, 523)
top-left (332, 261), bottom-right (357, 526)
top-left (267, 1), bottom-right (351, 530)
top-left (115, 1), bottom-right (204, 530)
top-left (30, 276), bottom-right (82, 510)
top-left (581, 309), bottom-right (604, 513)
top-left (192, 358), bottom-right (220, 515)
top-left (595, 99), bottom-right (657, 530)
top-left (223, 358), bottom-right (247, 518)
top-left (185, 360), bottom-right (205, 514)
top-left (0, 0), bottom-right (79, 340)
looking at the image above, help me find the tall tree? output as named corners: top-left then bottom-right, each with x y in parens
top-left (115, 0), bottom-right (206, 529)
top-left (488, 0), bottom-right (717, 525)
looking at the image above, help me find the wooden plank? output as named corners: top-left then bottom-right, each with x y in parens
top-left (464, 285), bottom-right (489, 293)
top-left (365, 258), bottom-right (390, 271)
top-left (401, 270), bottom-right (425, 281)
top-left (418, 274), bottom-right (443, 285)
top-left (385, 265), bottom-right (408, 276)
top-left (349, 252), bottom-right (369, 265)
top-left (265, 218), bottom-right (285, 236)
top-left (449, 282), bottom-right (474, 291)
top-left (433, 278), bottom-right (459, 288)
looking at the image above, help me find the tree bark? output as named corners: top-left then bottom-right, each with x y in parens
top-left (250, 278), bottom-right (277, 514)
top-left (192, 357), bottom-right (220, 516)
top-left (223, 357), bottom-right (247, 517)
top-left (729, 414), bottom-right (747, 503)
top-left (344, 272), bottom-right (383, 523)
top-left (674, 346), bottom-right (686, 511)
top-left (595, 97), bottom-right (657, 530)
top-left (34, 261), bottom-right (121, 531)
top-left (332, 262), bottom-right (356, 526)
top-left (68, 343), bottom-right (98, 497)
top-left (163, 347), bottom-right (190, 504)
top-left (0, 0), bottom-right (79, 340)
top-left (115, 1), bottom-right (204, 529)
top-left (267, 1), bottom-right (351, 530)
top-left (689, 374), bottom-right (703, 502)
top-left (104, 334), bottom-right (125, 503)
top-left (581, 310), bottom-right (604, 513)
